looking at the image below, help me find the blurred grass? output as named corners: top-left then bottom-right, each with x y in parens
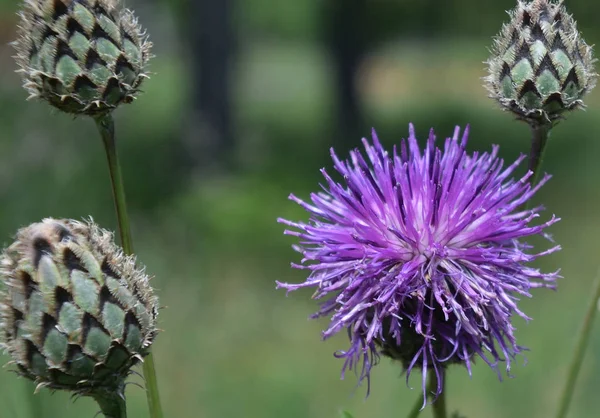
top-left (1, 27), bottom-right (600, 418)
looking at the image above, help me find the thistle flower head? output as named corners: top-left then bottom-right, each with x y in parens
top-left (0, 218), bottom-right (158, 397)
top-left (277, 125), bottom-right (560, 399)
top-left (485, 0), bottom-right (596, 126)
top-left (13, 0), bottom-right (151, 116)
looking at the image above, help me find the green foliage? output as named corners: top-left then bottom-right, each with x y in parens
top-left (238, 0), bottom-right (320, 41)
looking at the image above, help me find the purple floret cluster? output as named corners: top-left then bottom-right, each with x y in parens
top-left (278, 124), bottom-right (560, 399)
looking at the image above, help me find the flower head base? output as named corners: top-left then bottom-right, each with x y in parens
top-left (13, 0), bottom-right (151, 116)
top-left (0, 218), bottom-right (158, 398)
top-left (485, 0), bottom-right (596, 126)
top-left (277, 125), bottom-right (560, 400)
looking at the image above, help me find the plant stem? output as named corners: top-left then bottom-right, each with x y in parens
top-left (95, 115), bottom-right (133, 252)
top-left (555, 269), bottom-right (600, 418)
top-left (28, 382), bottom-right (44, 418)
top-left (94, 114), bottom-right (164, 418)
top-left (93, 391), bottom-right (128, 418)
top-left (527, 123), bottom-right (552, 187)
top-left (429, 369), bottom-right (447, 418)
top-left (142, 355), bottom-right (163, 417)
top-left (405, 369), bottom-right (447, 418)
top-left (406, 395), bottom-right (423, 418)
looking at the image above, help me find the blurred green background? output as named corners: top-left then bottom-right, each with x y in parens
top-left (1, 0), bottom-right (599, 417)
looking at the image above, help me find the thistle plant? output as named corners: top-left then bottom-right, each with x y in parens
top-left (0, 218), bottom-right (158, 418)
top-left (485, 0), bottom-right (596, 126)
top-left (486, 3), bottom-right (599, 417)
top-left (3, 0), bottom-right (600, 417)
top-left (277, 125), bottom-right (560, 412)
top-left (9, 1), bottom-right (163, 417)
top-left (485, 0), bottom-right (597, 182)
top-left (13, 0), bottom-right (151, 116)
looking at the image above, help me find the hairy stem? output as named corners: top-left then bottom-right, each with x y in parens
top-left (555, 270), bottom-right (600, 418)
top-left (94, 114), bottom-right (164, 418)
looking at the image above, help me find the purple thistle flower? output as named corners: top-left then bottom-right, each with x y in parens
top-left (277, 124), bottom-right (560, 401)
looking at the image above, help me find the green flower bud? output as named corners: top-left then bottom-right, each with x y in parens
top-left (485, 0), bottom-right (597, 125)
top-left (13, 0), bottom-right (151, 116)
top-left (0, 218), bottom-right (158, 399)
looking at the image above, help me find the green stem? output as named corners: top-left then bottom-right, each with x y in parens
top-left (142, 353), bottom-right (163, 417)
top-left (406, 395), bottom-right (423, 418)
top-left (28, 382), bottom-right (44, 418)
top-left (555, 269), bottom-right (600, 418)
top-left (405, 369), bottom-right (447, 418)
top-left (93, 391), bottom-right (128, 418)
top-left (430, 370), bottom-right (447, 418)
top-left (95, 115), bottom-right (133, 253)
top-left (527, 123), bottom-right (552, 187)
top-left (94, 114), bottom-right (164, 418)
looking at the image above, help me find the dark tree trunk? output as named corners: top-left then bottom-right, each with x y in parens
top-left (324, 0), bottom-right (368, 150)
top-left (184, 0), bottom-right (235, 172)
